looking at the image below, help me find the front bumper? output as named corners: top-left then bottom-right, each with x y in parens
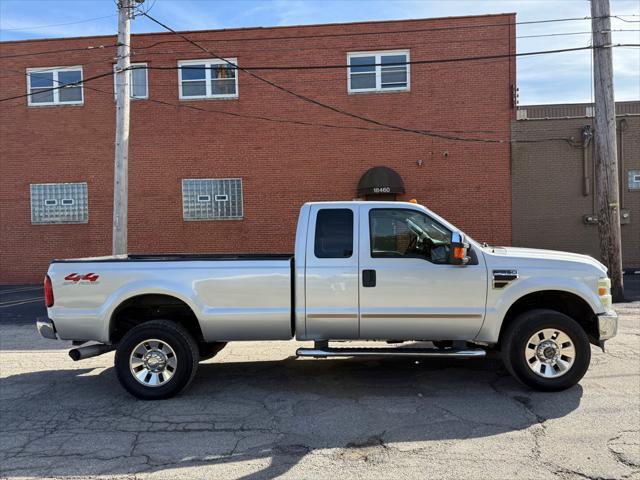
top-left (597, 309), bottom-right (618, 341)
top-left (36, 317), bottom-right (57, 340)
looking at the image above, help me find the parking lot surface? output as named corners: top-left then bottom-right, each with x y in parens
top-left (1, 283), bottom-right (639, 480)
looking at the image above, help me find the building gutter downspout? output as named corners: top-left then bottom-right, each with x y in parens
top-left (581, 125), bottom-right (593, 197)
top-left (619, 118), bottom-right (628, 209)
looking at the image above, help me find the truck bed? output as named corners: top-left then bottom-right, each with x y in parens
top-left (51, 253), bottom-right (293, 262)
top-left (47, 255), bottom-right (294, 343)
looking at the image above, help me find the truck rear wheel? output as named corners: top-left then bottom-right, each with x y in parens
top-left (115, 319), bottom-right (199, 400)
top-left (502, 309), bottom-right (591, 392)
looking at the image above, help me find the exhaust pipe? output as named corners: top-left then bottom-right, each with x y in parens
top-left (69, 343), bottom-right (115, 361)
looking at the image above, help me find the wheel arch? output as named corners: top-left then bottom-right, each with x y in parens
top-left (109, 293), bottom-right (204, 344)
top-left (497, 290), bottom-right (599, 347)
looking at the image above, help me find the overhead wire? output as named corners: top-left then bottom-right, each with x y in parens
top-left (0, 30), bottom-right (603, 60)
top-left (613, 15), bottom-right (640, 23)
top-left (1, 65), bottom-right (575, 141)
top-left (141, 12), bottom-right (596, 145)
top-left (1, 12), bottom-right (634, 145)
top-left (138, 45), bottom-right (638, 72)
top-left (0, 44), bottom-right (118, 60)
top-left (0, 14), bottom-right (117, 32)
top-left (0, 65), bottom-right (510, 135)
top-left (132, 15), bottom-right (608, 50)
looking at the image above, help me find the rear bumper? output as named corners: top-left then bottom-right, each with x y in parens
top-left (597, 309), bottom-right (618, 341)
top-left (36, 317), bottom-right (58, 340)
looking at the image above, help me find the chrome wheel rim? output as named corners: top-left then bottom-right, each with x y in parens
top-left (525, 328), bottom-right (576, 378)
top-left (129, 339), bottom-right (177, 387)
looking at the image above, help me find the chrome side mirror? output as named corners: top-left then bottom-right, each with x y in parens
top-left (450, 231), bottom-right (470, 266)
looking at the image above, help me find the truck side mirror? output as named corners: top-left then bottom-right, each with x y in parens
top-left (450, 231), bottom-right (470, 266)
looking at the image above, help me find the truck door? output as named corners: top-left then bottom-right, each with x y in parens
top-left (305, 205), bottom-right (359, 339)
top-left (358, 204), bottom-right (487, 340)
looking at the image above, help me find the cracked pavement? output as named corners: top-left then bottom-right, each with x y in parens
top-left (0, 290), bottom-right (638, 479)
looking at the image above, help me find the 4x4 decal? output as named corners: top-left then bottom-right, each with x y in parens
top-left (64, 273), bottom-right (100, 283)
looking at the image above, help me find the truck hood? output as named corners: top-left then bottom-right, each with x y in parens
top-left (485, 246), bottom-right (608, 274)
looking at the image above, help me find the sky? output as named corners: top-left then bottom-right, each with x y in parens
top-left (0, 0), bottom-right (638, 104)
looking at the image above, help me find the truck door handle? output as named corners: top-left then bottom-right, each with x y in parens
top-left (362, 269), bottom-right (376, 287)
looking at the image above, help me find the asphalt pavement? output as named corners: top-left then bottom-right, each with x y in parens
top-left (0, 279), bottom-right (639, 479)
top-left (0, 284), bottom-right (46, 325)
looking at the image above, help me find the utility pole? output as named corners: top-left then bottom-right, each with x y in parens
top-left (591, 0), bottom-right (624, 301)
top-left (112, 0), bottom-right (133, 255)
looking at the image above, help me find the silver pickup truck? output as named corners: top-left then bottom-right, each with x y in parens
top-left (38, 201), bottom-right (618, 399)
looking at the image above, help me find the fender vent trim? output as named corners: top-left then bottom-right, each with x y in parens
top-left (493, 269), bottom-right (518, 289)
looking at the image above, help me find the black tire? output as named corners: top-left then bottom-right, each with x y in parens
top-left (115, 319), bottom-right (199, 400)
top-left (199, 342), bottom-right (227, 361)
top-left (502, 309), bottom-right (591, 392)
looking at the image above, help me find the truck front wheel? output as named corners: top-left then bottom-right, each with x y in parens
top-left (502, 309), bottom-right (591, 391)
top-left (115, 320), bottom-right (199, 400)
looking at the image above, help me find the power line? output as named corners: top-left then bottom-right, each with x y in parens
top-left (0, 14), bottom-right (117, 32)
top-left (0, 69), bottom-right (118, 103)
top-left (613, 15), bottom-right (640, 23)
top-left (2, 67), bottom-right (578, 144)
top-left (141, 12), bottom-right (583, 145)
top-left (0, 65), bottom-right (504, 134)
top-left (4, 42), bottom-right (632, 85)
top-left (0, 43), bottom-right (594, 83)
top-left (140, 44), bottom-right (636, 72)
top-left (134, 15), bottom-right (609, 51)
top-left (1, 16), bottom-right (634, 61)
top-left (0, 54), bottom-right (126, 79)
top-left (118, 29), bottom-right (636, 60)
top-left (1, 41), bottom-right (635, 109)
top-left (0, 30), bottom-right (595, 61)
top-left (0, 44), bottom-right (118, 60)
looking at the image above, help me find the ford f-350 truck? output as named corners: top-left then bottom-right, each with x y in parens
top-left (37, 201), bottom-right (618, 399)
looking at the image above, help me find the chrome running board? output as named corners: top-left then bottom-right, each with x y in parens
top-left (296, 345), bottom-right (486, 359)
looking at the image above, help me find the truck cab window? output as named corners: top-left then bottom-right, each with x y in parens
top-left (314, 209), bottom-right (354, 258)
top-left (369, 209), bottom-right (451, 263)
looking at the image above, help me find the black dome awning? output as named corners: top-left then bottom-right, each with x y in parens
top-left (357, 166), bottom-right (405, 196)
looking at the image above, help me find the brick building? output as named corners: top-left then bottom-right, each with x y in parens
top-left (512, 102), bottom-right (640, 268)
top-left (0, 14), bottom-right (516, 283)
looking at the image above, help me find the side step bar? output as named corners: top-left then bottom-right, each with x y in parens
top-left (296, 345), bottom-right (486, 359)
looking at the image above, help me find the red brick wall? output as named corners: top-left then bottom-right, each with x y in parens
top-left (0, 14), bottom-right (515, 283)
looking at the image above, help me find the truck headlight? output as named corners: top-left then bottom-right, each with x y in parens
top-left (598, 277), bottom-right (612, 309)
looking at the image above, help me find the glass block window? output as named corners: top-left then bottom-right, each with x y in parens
top-left (629, 170), bottom-right (640, 190)
top-left (182, 178), bottom-right (243, 220)
top-left (26, 66), bottom-right (83, 106)
top-left (30, 182), bottom-right (88, 224)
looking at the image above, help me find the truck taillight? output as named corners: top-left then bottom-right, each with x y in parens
top-left (44, 275), bottom-right (54, 307)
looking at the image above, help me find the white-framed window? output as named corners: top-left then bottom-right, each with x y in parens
top-left (30, 182), bottom-right (88, 224)
top-left (114, 63), bottom-right (148, 100)
top-left (182, 178), bottom-right (243, 220)
top-left (347, 50), bottom-right (410, 93)
top-left (178, 59), bottom-right (238, 100)
top-left (26, 66), bottom-right (84, 106)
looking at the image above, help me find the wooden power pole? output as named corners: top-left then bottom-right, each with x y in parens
top-left (591, 0), bottom-right (624, 301)
top-left (112, 0), bottom-right (133, 255)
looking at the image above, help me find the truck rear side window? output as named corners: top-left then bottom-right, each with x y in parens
top-left (314, 209), bottom-right (353, 258)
